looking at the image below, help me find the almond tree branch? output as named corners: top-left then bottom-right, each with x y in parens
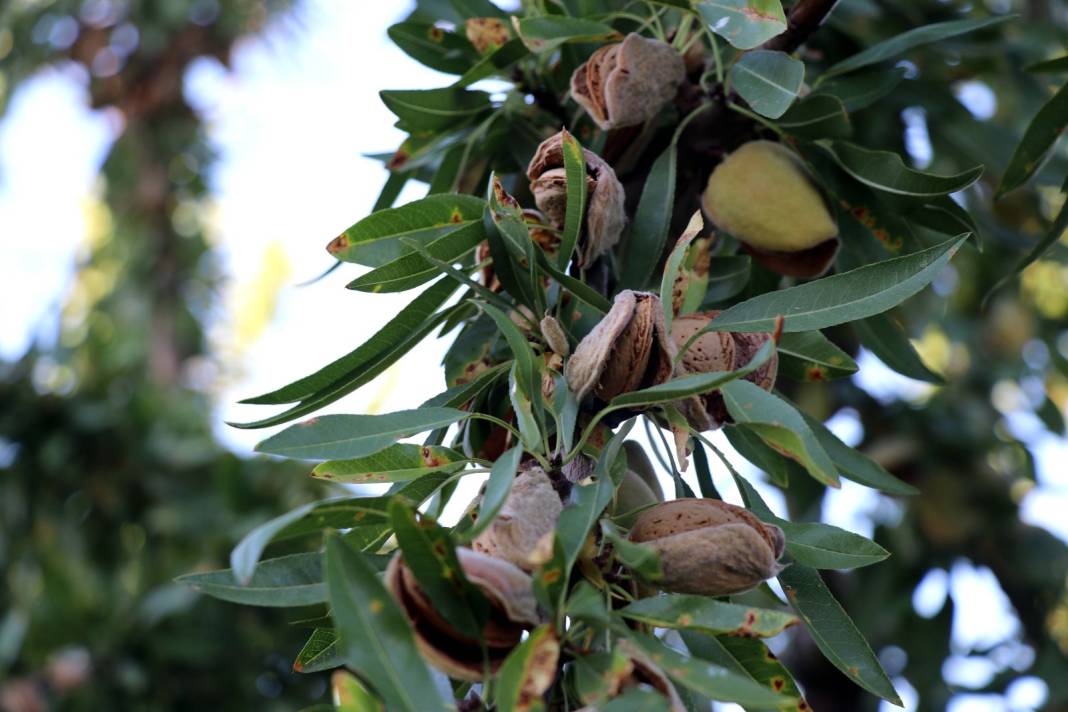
top-left (762, 0), bottom-right (841, 53)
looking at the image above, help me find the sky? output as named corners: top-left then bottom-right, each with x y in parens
top-left (0, 2), bottom-right (1064, 710)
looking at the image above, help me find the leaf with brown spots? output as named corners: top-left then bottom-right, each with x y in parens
top-left (312, 444), bottom-right (469, 484)
top-left (694, 0), bottom-right (787, 50)
top-left (494, 625), bottom-right (560, 712)
top-left (680, 632), bottom-right (809, 712)
top-left (619, 595), bottom-right (798, 638)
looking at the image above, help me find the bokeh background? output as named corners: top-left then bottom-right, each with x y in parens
top-left (2, 1), bottom-right (1067, 710)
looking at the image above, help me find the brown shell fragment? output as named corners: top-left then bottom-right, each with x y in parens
top-left (628, 498), bottom-right (785, 596)
top-left (564, 291), bottom-right (676, 403)
top-left (571, 33), bottom-right (686, 130)
top-left (668, 310), bottom-right (779, 431)
top-left (527, 131), bottom-right (626, 268)
top-left (385, 548), bottom-right (541, 681)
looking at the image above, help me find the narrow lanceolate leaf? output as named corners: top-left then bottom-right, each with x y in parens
top-left (660, 212), bottom-right (705, 331)
top-left (559, 128), bottom-right (587, 270)
top-left (729, 50), bottom-right (804, 120)
top-left (480, 302), bottom-right (540, 401)
top-left (469, 445), bottom-right (523, 538)
top-left (998, 83), bottom-right (1068, 197)
top-left (1026, 56), bottom-right (1068, 73)
top-left (421, 361), bottom-right (511, 408)
top-left (681, 632), bottom-right (809, 712)
top-left (709, 235), bottom-right (968, 333)
top-left (776, 94), bottom-right (851, 140)
top-left (230, 475), bottom-right (448, 583)
top-left (387, 22), bottom-right (476, 75)
top-left (328, 194), bottom-right (486, 267)
top-left (800, 412), bottom-right (919, 495)
top-left (853, 312), bottom-right (944, 384)
top-left (293, 628), bottom-right (343, 673)
top-left (332, 670), bottom-right (385, 712)
top-left (620, 596), bottom-right (798, 638)
top-left (514, 16), bottom-right (620, 52)
top-left (821, 15), bottom-right (1012, 80)
top-left (623, 632), bottom-right (795, 708)
top-left (611, 337), bottom-right (776, 410)
top-left (255, 408), bottom-right (469, 461)
top-left (823, 141), bottom-right (983, 197)
top-left (778, 564), bottom-right (901, 704)
top-left (494, 626), bottom-right (560, 712)
top-left (177, 553), bottom-right (325, 607)
top-left (724, 425), bottom-right (794, 488)
top-left (989, 180), bottom-right (1068, 296)
top-left (379, 86), bottom-right (491, 132)
top-left (240, 277), bottom-right (459, 407)
top-left (390, 501), bottom-right (488, 639)
top-left (621, 144), bottom-right (676, 290)
top-left (814, 67), bottom-right (905, 112)
top-left (311, 444), bottom-right (468, 484)
top-left (777, 331), bottom-right (858, 382)
top-left (695, 0), bottom-right (788, 51)
top-left (347, 221), bottom-right (485, 293)
top-left (324, 536), bottom-right (449, 712)
top-left (720, 380), bottom-right (839, 487)
top-left (779, 520), bottom-right (890, 569)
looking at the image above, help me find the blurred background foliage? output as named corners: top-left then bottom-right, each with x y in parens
top-left (0, 0), bottom-right (1067, 711)
top-left (0, 1), bottom-right (327, 709)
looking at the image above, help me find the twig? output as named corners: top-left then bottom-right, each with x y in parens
top-left (761, 0), bottom-right (841, 53)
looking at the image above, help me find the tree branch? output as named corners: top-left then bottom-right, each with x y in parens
top-left (762, 0), bottom-right (841, 53)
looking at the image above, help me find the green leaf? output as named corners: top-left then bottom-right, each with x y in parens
top-left (534, 249), bottom-right (612, 314)
top-left (853, 312), bottom-right (944, 384)
top-left (822, 141), bottom-right (983, 197)
top-left (229, 501), bottom-right (324, 584)
top-left (998, 83), bottom-right (1068, 197)
top-left (494, 625), bottom-right (559, 712)
top-left (777, 331), bottom-right (858, 382)
top-left (329, 194), bottom-right (485, 267)
top-left (515, 16), bottom-right (620, 52)
top-left (1026, 56), bottom-right (1068, 73)
top-left (469, 445), bottom-right (523, 538)
top-left (702, 255), bottom-right (752, 304)
top-left (559, 128), bottom-right (587, 270)
top-left (622, 632), bottom-right (795, 707)
top-left (621, 144), bottom-right (676, 290)
top-left (775, 94), bottom-right (851, 139)
top-left (324, 536), bottom-right (449, 712)
top-left (778, 564), bottom-right (900, 704)
top-left (602, 521), bottom-right (662, 581)
top-left (610, 338), bottom-right (776, 410)
top-left (239, 277), bottom-right (459, 408)
top-left (449, 0), bottom-right (507, 19)
top-left (778, 520), bottom-right (890, 570)
top-left (709, 235), bottom-right (968, 332)
top-left (178, 553), bottom-right (325, 607)
top-left (729, 50), bottom-right (804, 120)
top-left (312, 445), bottom-right (468, 484)
top-left (454, 38), bottom-right (531, 88)
top-left (421, 361), bottom-right (510, 409)
top-left (255, 408), bottom-right (469, 461)
top-left (480, 302), bottom-right (539, 402)
top-left (821, 15), bottom-right (1012, 80)
top-left (660, 212), bottom-right (705, 331)
top-left (695, 0), bottom-right (788, 51)
top-left (724, 425), bottom-right (794, 488)
top-left (387, 22), bottom-right (476, 75)
top-left (379, 87), bottom-right (491, 132)
top-left (720, 380), bottom-right (839, 487)
top-left (681, 632), bottom-right (808, 712)
top-left (601, 689), bottom-right (673, 712)
top-left (346, 221), bottom-right (485, 293)
top-left (814, 67), bottom-right (905, 112)
top-left (389, 501), bottom-right (488, 639)
top-left (332, 670), bottom-right (385, 712)
top-left (730, 483), bottom-right (901, 703)
top-left (294, 628), bottom-right (343, 673)
top-left (620, 596), bottom-right (798, 638)
top-left (799, 411), bottom-right (919, 495)
top-left (565, 581), bottom-right (610, 627)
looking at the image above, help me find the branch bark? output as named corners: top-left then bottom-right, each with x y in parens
top-left (762, 0), bottom-right (841, 53)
